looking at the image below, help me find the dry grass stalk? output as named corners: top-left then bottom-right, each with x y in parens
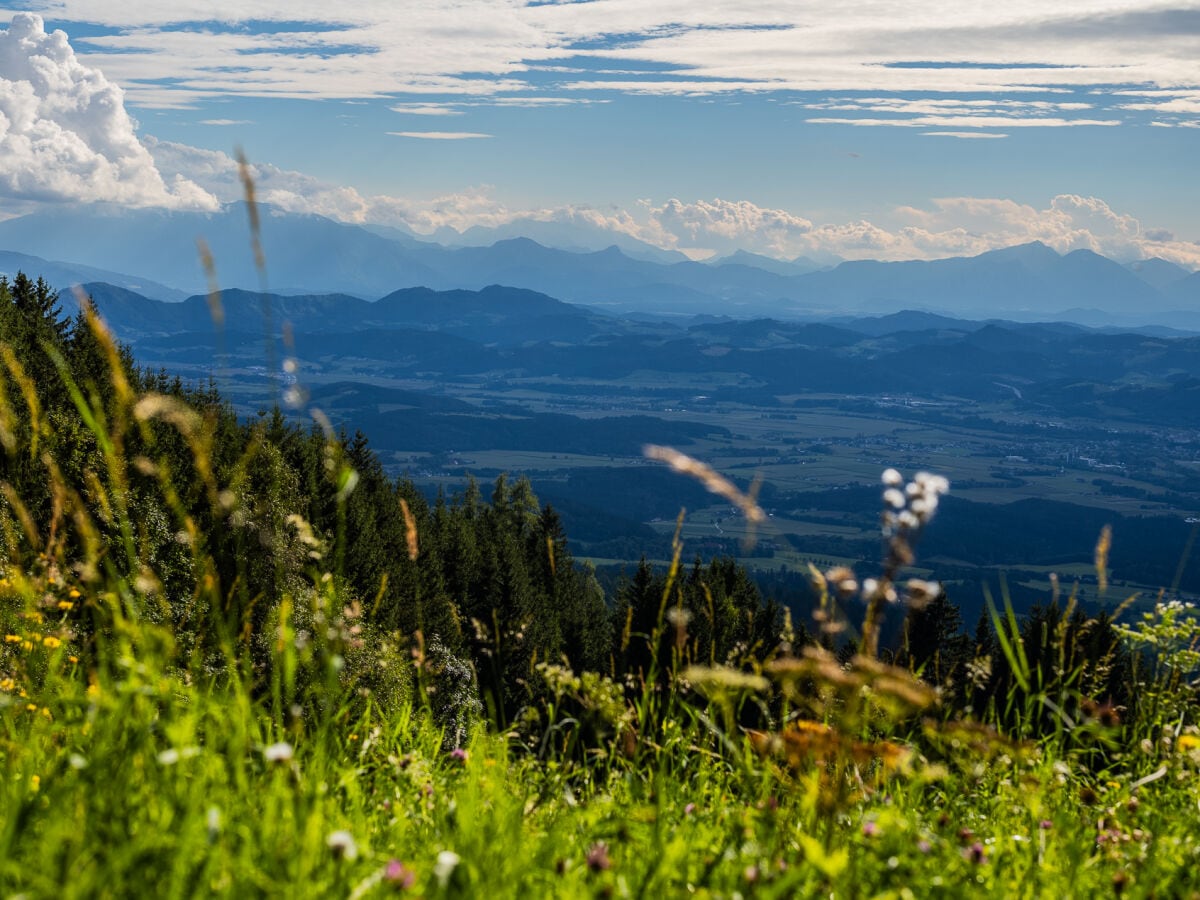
top-left (642, 444), bottom-right (766, 524)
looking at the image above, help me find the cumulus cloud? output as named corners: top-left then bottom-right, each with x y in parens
top-left (638, 199), bottom-right (814, 258)
top-left (0, 14), bottom-right (217, 208)
top-left (886, 196), bottom-right (1200, 268)
top-left (143, 133), bottom-right (1200, 269)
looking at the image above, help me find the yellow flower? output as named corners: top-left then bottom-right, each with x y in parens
top-left (68, 655), bottom-right (79, 664)
top-left (4, 634), bottom-right (20, 643)
top-left (40, 707), bottom-right (51, 719)
top-left (26, 703), bottom-right (37, 712)
top-left (21, 641), bottom-right (33, 652)
top-left (30, 774), bottom-right (39, 792)
top-left (0, 678), bottom-right (14, 691)
top-left (42, 636), bottom-right (61, 649)
top-left (68, 589), bottom-right (81, 599)
top-left (57, 601), bottom-right (74, 611)
top-left (1178, 734), bottom-right (1200, 754)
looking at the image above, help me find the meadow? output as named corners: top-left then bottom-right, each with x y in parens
top-left (1, 268), bottom-right (1199, 898)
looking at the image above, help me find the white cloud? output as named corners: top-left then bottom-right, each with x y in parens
top-left (198, 118), bottom-right (252, 126)
top-left (143, 136), bottom-right (1200, 268)
top-left (922, 131), bottom-right (1008, 139)
top-left (389, 103), bottom-right (464, 116)
top-left (637, 198), bottom-right (815, 258)
top-left (807, 116), bottom-right (1120, 128)
top-left (387, 131), bottom-right (493, 139)
top-left (0, 14), bottom-right (217, 208)
top-left (9, 2), bottom-right (1196, 126)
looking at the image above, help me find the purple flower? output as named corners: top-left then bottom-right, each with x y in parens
top-left (683, 803), bottom-right (696, 817)
top-left (1039, 819), bottom-right (1053, 830)
top-left (586, 843), bottom-right (611, 872)
top-left (449, 748), bottom-right (468, 764)
top-left (862, 821), bottom-right (879, 837)
top-left (384, 859), bottom-right (416, 890)
top-left (917, 840), bottom-right (932, 854)
top-left (964, 842), bottom-right (986, 864)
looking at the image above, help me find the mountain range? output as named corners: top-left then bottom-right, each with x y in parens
top-left (2, 204), bottom-right (1197, 326)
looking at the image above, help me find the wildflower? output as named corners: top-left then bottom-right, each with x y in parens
top-left (917, 839), bottom-right (932, 854)
top-left (433, 851), bottom-right (460, 887)
top-left (384, 859), bottom-right (416, 889)
top-left (57, 601), bottom-right (73, 611)
top-left (68, 655), bottom-right (78, 664)
top-left (1178, 734), bottom-right (1200, 754)
top-left (42, 636), bottom-right (61, 649)
top-left (0, 678), bottom-right (14, 691)
top-left (449, 747), bottom-right (469, 764)
top-left (585, 843), bottom-right (611, 872)
top-left (964, 842), bottom-right (986, 864)
top-left (206, 807), bottom-right (221, 840)
top-left (824, 566), bottom-right (858, 598)
top-left (862, 821), bottom-right (879, 837)
top-left (683, 803), bottom-right (696, 816)
top-left (4, 634), bottom-right (20, 643)
top-left (68, 589), bottom-right (80, 599)
top-left (30, 774), bottom-right (39, 792)
top-left (743, 865), bottom-right (759, 884)
top-left (1039, 819), bottom-right (1053, 830)
top-left (263, 741), bottom-right (294, 763)
top-left (157, 748), bottom-right (181, 766)
top-left (882, 468), bottom-right (903, 487)
top-left (326, 830), bottom-right (358, 861)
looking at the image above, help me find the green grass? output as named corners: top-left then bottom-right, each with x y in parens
top-left (5, 603), bottom-right (1200, 898)
top-left (3, 282), bottom-right (1200, 898)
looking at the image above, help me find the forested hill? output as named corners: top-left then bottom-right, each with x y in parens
top-left (0, 271), bottom-right (783, 723)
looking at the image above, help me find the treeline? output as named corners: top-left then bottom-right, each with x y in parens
top-left (0, 273), bottom-right (784, 733)
top-left (0, 272), bottom-right (1170, 747)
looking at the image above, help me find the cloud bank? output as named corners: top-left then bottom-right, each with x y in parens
top-left (3, 13), bottom-right (1195, 270)
top-left (11, 2), bottom-right (1198, 131)
top-left (141, 137), bottom-right (1200, 269)
top-left (0, 14), bottom-right (217, 208)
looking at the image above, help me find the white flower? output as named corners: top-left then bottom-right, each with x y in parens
top-left (264, 741), bottom-right (294, 763)
top-left (434, 851), bottom-right (461, 887)
top-left (327, 830), bottom-right (358, 861)
top-left (881, 468), bottom-right (903, 487)
top-left (882, 488), bottom-right (906, 510)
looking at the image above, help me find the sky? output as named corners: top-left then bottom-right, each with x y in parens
top-left (0, 2), bottom-right (1198, 266)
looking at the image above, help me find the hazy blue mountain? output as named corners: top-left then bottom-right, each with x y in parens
top-left (1166, 271), bottom-right (1200, 305)
top-left (448, 218), bottom-right (689, 264)
top-left (0, 250), bottom-right (186, 302)
top-left (1126, 257), bottom-right (1191, 290)
top-left (710, 250), bottom-right (821, 276)
top-left (79, 281), bottom-right (644, 345)
top-left (792, 243), bottom-right (1164, 318)
top-left (0, 204), bottom-right (443, 298)
top-left (3, 205), bottom-right (1197, 324)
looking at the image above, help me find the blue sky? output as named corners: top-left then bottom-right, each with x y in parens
top-left (1, 2), bottom-right (1198, 265)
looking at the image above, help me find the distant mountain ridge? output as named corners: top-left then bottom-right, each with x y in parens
top-left (3, 204), bottom-right (1197, 325)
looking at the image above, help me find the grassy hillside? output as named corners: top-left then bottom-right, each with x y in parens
top-left (1, 273), bottom-right (1199, 897)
